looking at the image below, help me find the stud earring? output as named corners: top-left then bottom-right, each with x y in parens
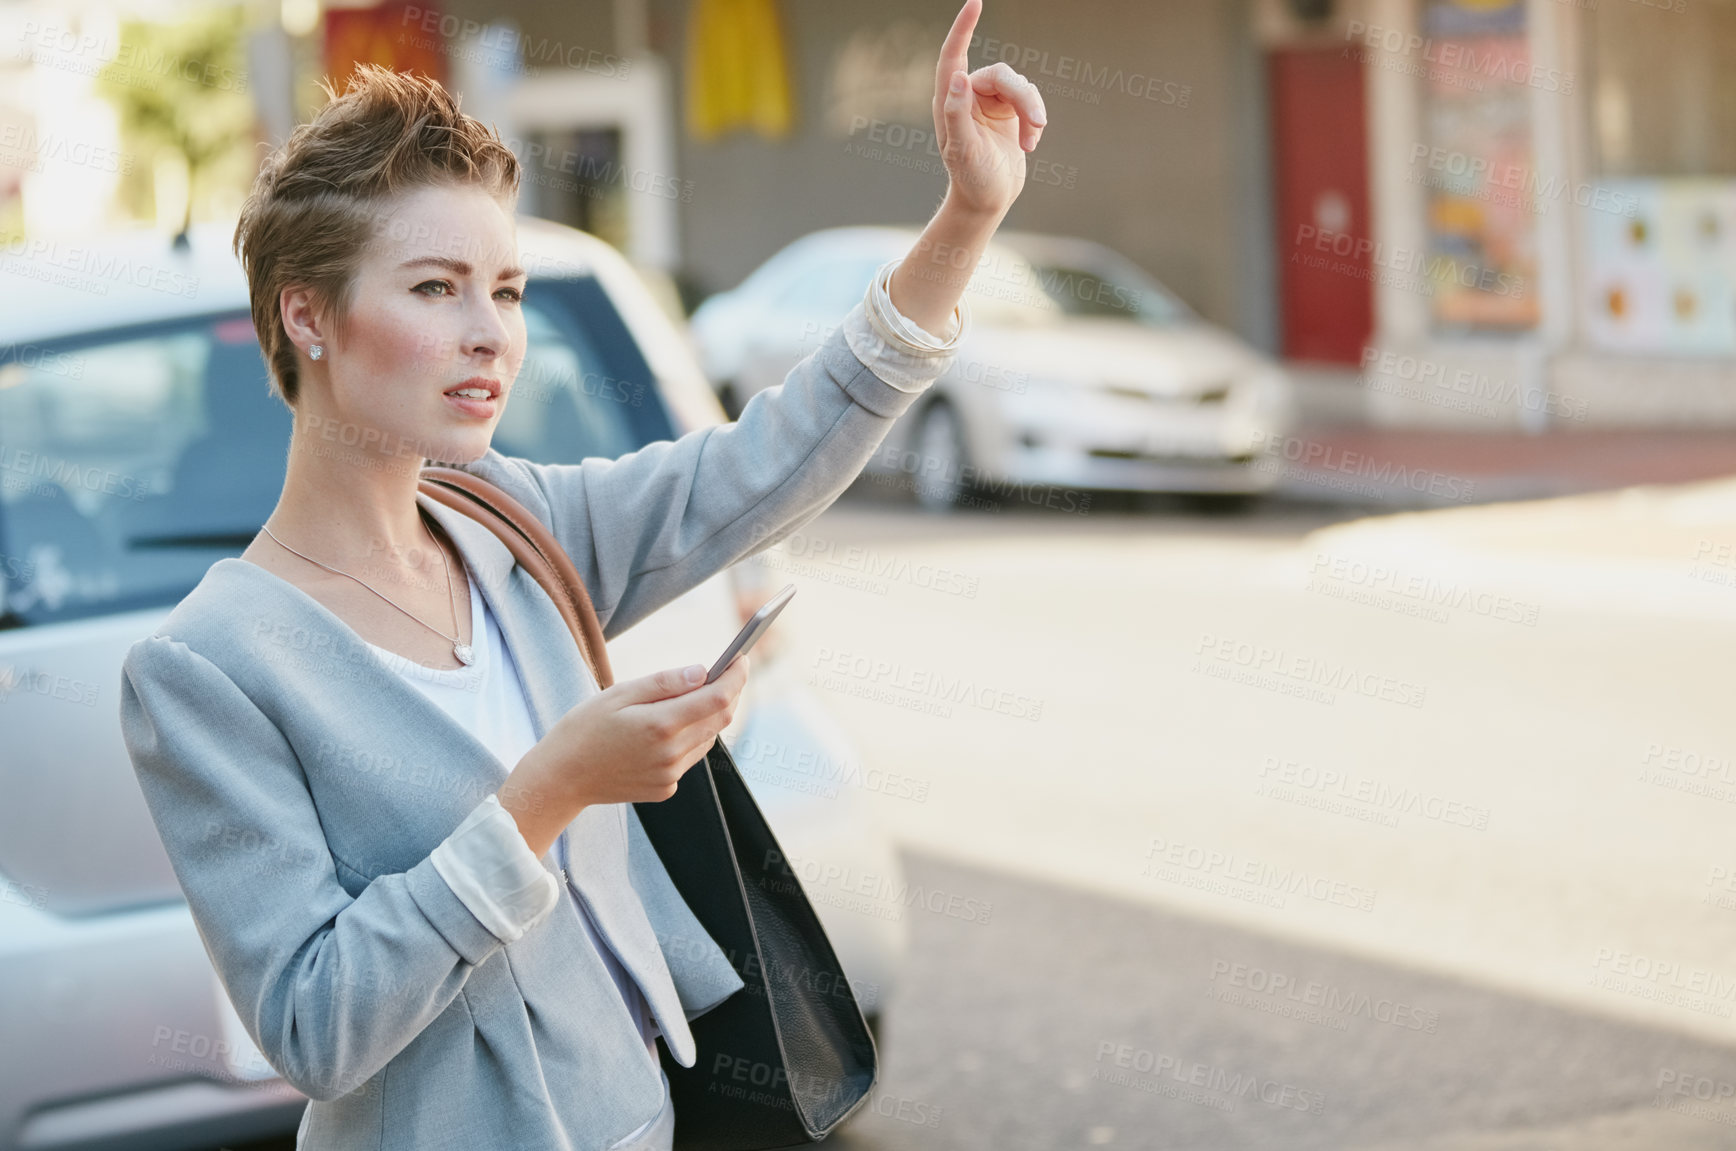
top-left (309, 344), bottom-right (323, 360)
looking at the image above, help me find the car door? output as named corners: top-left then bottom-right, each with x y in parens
top-left (0, 313), bottom-right (291, 915)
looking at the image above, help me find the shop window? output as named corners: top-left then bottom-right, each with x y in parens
top-left (1588, 0), bottom-right (1736, 178)
top-left (1581, 0), bottom-right (1736, 354)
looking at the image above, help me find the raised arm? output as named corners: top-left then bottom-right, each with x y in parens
top-left (461, 0), bottom-right (1046, 641)
top-left (890, 0), bottom-right (1046, 334)
top-left (119, 635), bottom-right (560, 1102)
top-left (464, 315), bottom-right (940, 640)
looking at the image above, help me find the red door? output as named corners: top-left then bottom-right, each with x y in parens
top-left (1269, 47), bottom-right (1373, 365)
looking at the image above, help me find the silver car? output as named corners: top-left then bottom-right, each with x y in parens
top-left (689, 226), bottom-right (1299, 511)
top-left (0, 216), bottom-right (903, 1149)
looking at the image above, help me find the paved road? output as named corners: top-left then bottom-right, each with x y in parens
top-left (747, 479), bottom-right (1736, 1146)
top-left (765, 482), bottom-right (1736, 1042)
top-left (826, 850), bottom-right (1736, 1151)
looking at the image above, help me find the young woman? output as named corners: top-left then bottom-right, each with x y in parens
top-left (118, 2), bottom-right (1045, 1147)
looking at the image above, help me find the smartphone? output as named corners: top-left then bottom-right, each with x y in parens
top-left (706, 583), bottom-right (796, 684)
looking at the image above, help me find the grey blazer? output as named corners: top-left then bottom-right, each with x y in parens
top-left (117, 316), bottom-right (946, 1150)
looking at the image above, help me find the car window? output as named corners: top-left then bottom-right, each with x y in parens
top-left (770, 259), bottom-right (884, 323)
top-left (0, 276), bottom-right (676, 629)
top-left (764, 250), bottom-right (1072, 331)
top-left (0, 314), bottom-right (288, 629)
top-left (1026, 260), bottom-right (1194, 326)
top-left (956, 248), bottom-right (1066, 327)
top-left (488, 277), bottom-right (669, 465)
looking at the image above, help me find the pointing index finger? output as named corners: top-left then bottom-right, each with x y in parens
top-left (935, 0), bottom-right (981, 95)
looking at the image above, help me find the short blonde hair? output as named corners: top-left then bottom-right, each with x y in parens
top-left (233, 63), bottom-right (520, 408)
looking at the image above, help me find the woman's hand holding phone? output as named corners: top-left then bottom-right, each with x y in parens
top-left (498, 655), bottom-right (750, 859)
top-left (497, 584), bottom-right (792, 858)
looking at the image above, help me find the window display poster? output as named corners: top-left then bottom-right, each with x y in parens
top-left (1419, 0), bottom-right (1540, 334)
top-left (1584, 179), bottom-right (1736, 356)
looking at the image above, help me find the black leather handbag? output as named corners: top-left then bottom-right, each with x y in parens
top-left (419, 466), bottom-right (879, 1149)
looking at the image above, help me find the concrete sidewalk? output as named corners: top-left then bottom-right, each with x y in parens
top-left (1271, 427), bottom-right (1736, 508)
top-left (1279, 363), bottom-right (1736, 508)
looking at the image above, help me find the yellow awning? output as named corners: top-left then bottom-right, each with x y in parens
top-left (685, 0), bottom-right (794, 141)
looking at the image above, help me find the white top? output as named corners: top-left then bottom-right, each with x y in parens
top-left (365, 567), bottom-right (670, 1146)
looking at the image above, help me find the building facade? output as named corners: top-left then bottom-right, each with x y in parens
top-left (1261, 0), bottom-right (1736, 429)
top-left (439, 0), bottom-right (1734, 429)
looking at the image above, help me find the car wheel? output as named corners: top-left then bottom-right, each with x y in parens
top-left (911, 400), bottom-right (974, 514)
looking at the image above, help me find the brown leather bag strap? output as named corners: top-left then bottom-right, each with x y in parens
top-left (417, 466), bottom-right (615, 690)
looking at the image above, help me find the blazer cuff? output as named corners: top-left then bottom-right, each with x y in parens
top-left (841, 258), bottom-right (966, 394)
top-left (430, 794), bottom-right (562, 945)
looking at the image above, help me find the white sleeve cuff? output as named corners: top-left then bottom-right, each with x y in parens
top-left (430, 793), bottom-right (562, 944)
top-left (841, 258), bottom-right (968, 394)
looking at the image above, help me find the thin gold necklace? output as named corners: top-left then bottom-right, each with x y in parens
top-left (259, 508), bottom-right (475, 666)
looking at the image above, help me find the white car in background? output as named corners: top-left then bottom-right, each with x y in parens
top-left (0, 217), bottom-right (901, 1149)
top-left (689, 227), bottom-right (1299, 511)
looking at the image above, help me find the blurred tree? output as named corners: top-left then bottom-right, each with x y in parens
top-left (96, 6), bottom-right (257, 237)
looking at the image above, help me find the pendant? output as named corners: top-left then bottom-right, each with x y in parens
top-left (453, 642), bottom-right (475, 666)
